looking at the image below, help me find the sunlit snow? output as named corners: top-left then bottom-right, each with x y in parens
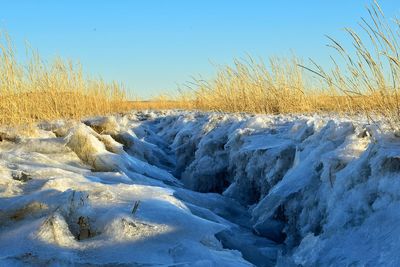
top-left (0, 110), bottom-right (399, 266)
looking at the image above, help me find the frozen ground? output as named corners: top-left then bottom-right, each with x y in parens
top-left (0, 110), bottom-right (399, 266)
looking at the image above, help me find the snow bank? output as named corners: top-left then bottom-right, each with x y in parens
top-left (158, 111), bottom-right (400, 266)
top-left (1, 110), bottom-right (399, 266)
top-left (0, 126), bottom-right (252, 266)
top-left (66, 123), bottom-right (181, 187)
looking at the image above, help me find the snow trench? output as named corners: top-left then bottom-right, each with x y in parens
top-left (0, 110), bottom-right (399, 266)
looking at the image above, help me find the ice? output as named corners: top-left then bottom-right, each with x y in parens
top-left (66, 124), bottom-right (181, 187)
top-left (1, 110), bottom-right (400, 266)
top-left (156, 111), bottom-right (400, 265)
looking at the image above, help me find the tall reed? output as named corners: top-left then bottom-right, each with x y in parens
top-left (0, 32), bottom-right (132, 125)
top-left (303, 0), bottom-right (400, 130)
top-left (187, 56), bottom-right (344, 114)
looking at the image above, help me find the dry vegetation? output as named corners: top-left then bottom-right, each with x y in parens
top-left (190, 56), bottom-right (342, 114)
top-left (130, 93), bottom-right (194, 110)
top-left (306, 0), bottom-right (400, 129)
top-left (0, 33), bottom-right (132, 125)
top-left (149, 1), bottom-right (400, 130)
top-left (1, 1), bottom-right (400, 130)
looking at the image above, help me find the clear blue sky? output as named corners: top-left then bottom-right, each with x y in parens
top-left (1, 1), bottom-right (399, 98)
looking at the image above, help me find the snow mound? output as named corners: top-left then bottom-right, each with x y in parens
top-left (157, 111), bottom-right (400, 266)
top-left (0, 114), bottom-right (254, 266)
top-left (1, 110), bottom-right (399, 266)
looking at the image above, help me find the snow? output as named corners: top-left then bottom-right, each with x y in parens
top-left (0, 110), bottom-right (400, 266)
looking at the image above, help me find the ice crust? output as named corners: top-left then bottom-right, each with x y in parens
top-left (0, 110), bottom-right (399, 266)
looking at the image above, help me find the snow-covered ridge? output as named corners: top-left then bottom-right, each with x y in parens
top-left (153, 111), bottom-right (400, 266)
top-left (0, 110), bottom-right (399, 266)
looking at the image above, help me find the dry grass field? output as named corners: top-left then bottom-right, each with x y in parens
top-left (0, 33), bottom-right (132, 125)
top-left (1, 1), bottom-right (399, 131)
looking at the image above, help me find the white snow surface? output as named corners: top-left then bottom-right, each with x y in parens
top-left (0, 110), bottom-right (399, 266)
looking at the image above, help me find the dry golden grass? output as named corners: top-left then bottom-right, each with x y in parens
top-left (130, 100), bottom-right (195, 110)
top-left (130, 93), bottom-right (195, 110)
top-left (0, 33), bottom-right (132, 125)
top-left (144, 56), bottom-right (371, 116)
top-left (304, 0), bottom-right (400, 129)
top-left (2, 1), bottom-right (400, 131)
top-left (145, 1), bottom-right (400, 132)
top-left (189, 56), bottom-right (344, 114)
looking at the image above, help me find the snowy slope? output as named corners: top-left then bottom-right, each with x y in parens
top-left (0, 110), bottom-right (399, 266)
top-left (153, 111), bottom-right (400, 266)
